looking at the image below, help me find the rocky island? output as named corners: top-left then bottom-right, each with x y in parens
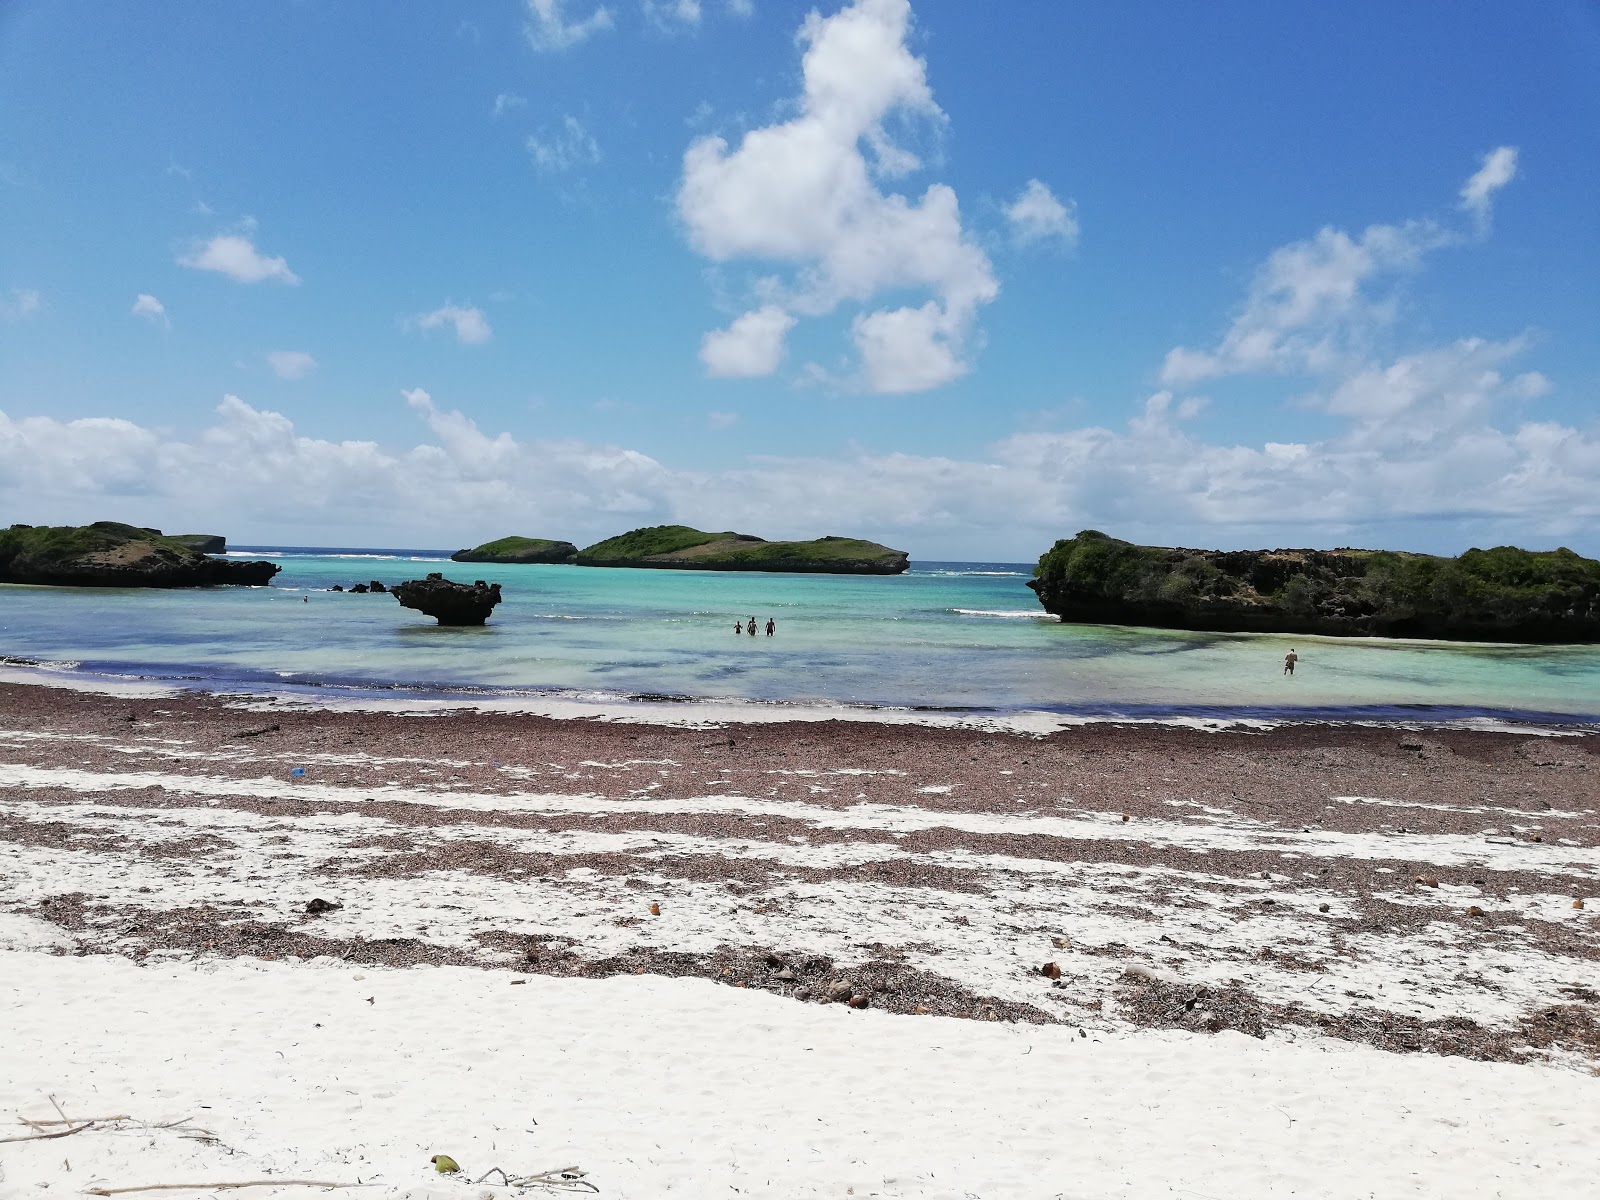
top-left (0, 522), bottom-right (278, 588)
top-left (450, 535), bottom-right (579, 564)
top-left (1028, 530), bottom-right (1600, 643)
top-left (572, 525), bottom-right (910, 574)
top-left (392, 573), bottom-right (503, 625)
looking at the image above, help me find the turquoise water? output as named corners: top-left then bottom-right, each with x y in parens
top-left (2, 547), bottom-right (1598, 724)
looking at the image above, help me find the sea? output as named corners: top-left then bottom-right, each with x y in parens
top-left (3, 546), bottom-right (1598, 727)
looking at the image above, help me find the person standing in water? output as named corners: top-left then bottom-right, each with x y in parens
top-left (733, 619), bottom-right (742, 636)
top-left (765, 618), bottom-right (776, 637)
top-left (747, 617), bottom-right (757, 637)
top-left (1284, 648), bottom-right (1298, 676)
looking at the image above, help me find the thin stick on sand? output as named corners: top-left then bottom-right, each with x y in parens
top-left (0, 1123), bottom-right (96, 1144)
top-left (85, 1182), bottom-right (368, 1196)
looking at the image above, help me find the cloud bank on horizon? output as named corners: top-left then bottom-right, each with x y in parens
top-left (1, 0), bottom-right (1595, 558)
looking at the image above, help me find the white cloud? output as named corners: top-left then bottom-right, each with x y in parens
top-left (676, 0), bottom-right (997, 392)
top-left (178, 234), bottom-right (300, 285)
top-left (130, 294), bottom-right (168, 326)
top-left (1005, 179), bottom-right (1079, 248)
top-left (645, 0), bottom-right (702, 27)
top-left (851, 301), bottom-right (967, 392)
top-left (1160, 151), bottom-right (1528, 389)
top-left (525, 0), bottom-right (614, 51)
top-left (527, 116), bottom-right (602, 172)
top-left (706, 410), bottom-right (739, 429)
top-left (528, 116), bottom-right (601, 172)
top-left (265, 350), bottom-right (318, 380)
top-left (699, 305), bottom-right (796, 377)
top-left (1160, 219), bottom-right (1453, 387)
top-left (1460, 145), bottom-right (1518, 230)
top-left (2, 287), bottom-right (42, 320)
top-left (727, 0), bottom-right (753, 15)
top-left (492, 93), bottom-right (528, 118)
top-left (410, 304), bottom-right (493, 346)
top-left (6, 357), bottom-right (1594, 555)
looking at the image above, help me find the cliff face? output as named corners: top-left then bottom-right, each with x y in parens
top-left (451, 536), bottom-right (578, 564)
top-left (0, 522), bottom-right (278, 588)
top-left (1028, 531), bottom-right (1600, 643)
top-left (573, 526), bottom-right (910, 575)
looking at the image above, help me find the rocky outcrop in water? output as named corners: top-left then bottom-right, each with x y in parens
top-left (451, 536), bottom-right (578, 564)
top-left (0, 522), bottom-right (278, 588)
top-left (1028, 530), bottom-right (1600, 643)
top-left (392, 572), bottom-right (502, 625)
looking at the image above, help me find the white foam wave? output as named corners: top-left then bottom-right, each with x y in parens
top-left (953, 608), bottom-right (1051, 619)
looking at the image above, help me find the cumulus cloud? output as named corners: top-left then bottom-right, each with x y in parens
top-left (492, 92), bottom-right (528, 118)
top-left (130, 294), bottom-right (168, 325)
top-left (676, 0), bottom-right (997, 392)
top-left (1459, 145), bottom-right (1518, 230)
top-left (699, 305), bottom-right (796, 377)
top-left (179, 234), bottom-right (300, 285)
top-left (2, 287), bottom-right (42, 320)
top-left (527, 116), bottom-right (602, 172)
top-left (1005, 179), bottom-right (1079, 247)
top-left (525, 0), bottom-right (614, 51)
top-left (410, 304), bottom-right (492, 346)
top-left (4, 361), bottom-right (1595, 555)
top-left (266, 350), bottom-right (317, 380)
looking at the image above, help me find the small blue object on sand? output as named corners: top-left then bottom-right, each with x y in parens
top-left (290, 767), bottom-right (306, 777)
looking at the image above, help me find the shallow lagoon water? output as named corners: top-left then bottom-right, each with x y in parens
top-left (2, 547), bottom-right (1597, 725)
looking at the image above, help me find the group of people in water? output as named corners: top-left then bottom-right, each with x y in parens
top-left (734, 616), bottom-right (777, 637)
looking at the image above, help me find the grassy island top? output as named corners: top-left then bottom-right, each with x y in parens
top-left (574, 525), bottom-right (910, 574)
top-left (450, 535), bottom-right (578, 563)
top-left (1, 521), bottom-right (195, 564)
top-left (1030, 529), bottom-right (1600, 642)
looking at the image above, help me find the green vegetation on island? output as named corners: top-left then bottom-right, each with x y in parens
top-left (1029, 530), bottom-right (1600, 643)
top-left (574, 525), bottom-right (910, 574)
top-left (0, 521), bottom-right (277, 588)
top-left (167, 533), bottom-right (227, 553)
top-left (451, 535), bottom-right (579, 564)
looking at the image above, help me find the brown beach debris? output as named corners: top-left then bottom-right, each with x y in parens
top-left (1416, 876), bottom-right (1440, 889)
top-left (848, 994), bottom-right (870, 1009)
top-left (1468, 905), bottom-right (1487, 918)
top-left (827, 979), bottom-right (854, 1002)
top-left (648, 902), bottom-right (661, 916)
top-left (304, 898), bottom-right (341, 915)
top-left (1040, 961), bottom-right (1062, 980)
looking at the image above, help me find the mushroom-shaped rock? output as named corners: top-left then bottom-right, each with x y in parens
top-left (393, 572), bottom-right (502, 626)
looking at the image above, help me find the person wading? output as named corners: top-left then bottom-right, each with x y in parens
top-left (1284, 648), bottom-right (1298, 676)
top-left (765, 618), bottom-right (776, 637)
top-left (747, 617), bottom-right (757, 637)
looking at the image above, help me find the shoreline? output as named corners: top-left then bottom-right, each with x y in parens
top-left (2, 677), bottom-right (1596, 1070)
top-left (2, 658), bottom-right (1595, 733)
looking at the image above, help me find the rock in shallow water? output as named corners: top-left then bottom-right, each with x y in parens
top-left (392, 572), bottom-right (503, 626)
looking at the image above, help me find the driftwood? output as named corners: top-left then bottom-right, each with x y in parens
top-left (86, 1182), bottom-right (364, 1196)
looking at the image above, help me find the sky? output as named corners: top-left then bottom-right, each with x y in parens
top-left (2, 0), bottom-right (1598, 561)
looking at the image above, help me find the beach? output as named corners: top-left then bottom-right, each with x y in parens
top-left (3, 677), bottom-right (1597, 1197)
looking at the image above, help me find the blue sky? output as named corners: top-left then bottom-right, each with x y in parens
top-left (2, 0), bottom-right (1597, 559)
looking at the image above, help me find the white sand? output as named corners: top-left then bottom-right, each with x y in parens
top-left (3, 943), bottom-right (1596, 1200)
